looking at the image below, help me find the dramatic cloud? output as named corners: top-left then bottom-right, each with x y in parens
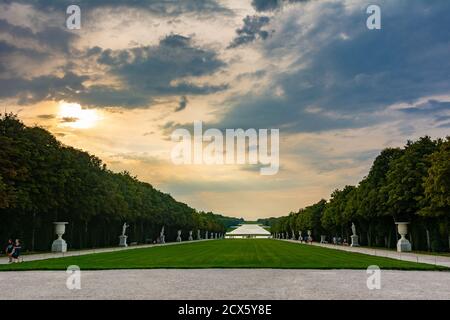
top-left (251, 0), bottom-right (311, 12)
top-left (1, 0), bottom-right (449, 218)
top-left (0, 72), bottom-right (88, 105)
top-left (0, 18), bottom-right (77, 53)
top-left (0, 19), bottom-right (76, 77)
top-left (228, 15), bottom-right (272, 48)
top-left (0, 31), bottom-right (227, 107)
top-left (6, 0), bottom-right (232, 16)
top-left (217, 0), bottom-right (450, 133)
top-left (96, 34), bottom-right (226, 96)
top-left (82, 34), bottom-right (227, 107)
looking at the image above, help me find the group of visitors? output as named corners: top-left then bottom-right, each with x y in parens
top-left (299, 236), bottom-right (313, 244)
top-left (4, 239), bottom-right (22, 263)
top-left (332, 237), bottom-right (349, 246)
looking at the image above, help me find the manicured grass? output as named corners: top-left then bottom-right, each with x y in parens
top-left (0, 239), bottom-right (447, 271)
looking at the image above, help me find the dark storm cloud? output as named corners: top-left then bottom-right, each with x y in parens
top-left (228, 15), bottom-right (272, 48)
top-left (0, 19), bottom-right (77, 53)
top-left (175, 96), bottom-right (188, 112)
top-left (72, 86), bottom-right (154, 108)
top-left (0, 72), bottom-right (88, 105)
top-left (0, 19), bottom-right (77, 77)
top-left (93, 34), bottom-right (227, 98)
top-left (251, 0), bottom-right (311, 12)
top-left (216, 0), bottom-right (450, 133)
top-left (5, 0), bottom-right (232, 16)
top-left (0, 32), bottom-right (226, 108)
top-left (0, 40), bottom-right (45, 60)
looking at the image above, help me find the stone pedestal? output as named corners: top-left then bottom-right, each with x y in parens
top-left (52, 222), bottom-right (68, 253)
top-left (52, 238), bottom-right (67, 252)
top-left (396, 222), bottom-right (412, 252)
top-left (119, 235), bottom-right (128, 247)
top-left (351, 235), bottom-right (360, 247)
top-left (320, 235), bottom-right (326, 243)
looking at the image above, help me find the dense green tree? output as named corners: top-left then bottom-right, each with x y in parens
top-left (422, 137), bottom-right (450, 217)
top-left (384, 137), bottom-right (438, 221)
top-left (321, 186), bottom-right (355, 239)
top-left (0, 114), bottom-right (239, 252)
top-left (270, 136), bottom-right (450, 252)
top-left (421, 138), bottom-right (450, 250)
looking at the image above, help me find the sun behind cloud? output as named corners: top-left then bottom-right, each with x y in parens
top-left (58, 102), bottom-right (101, 129)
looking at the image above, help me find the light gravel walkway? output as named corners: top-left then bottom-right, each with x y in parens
top-left (281, 239), bottom-right (450, 268)
top-left (0, 269), bottom-right (449, 300)
top-left (0, 240), bottom-right (213, 265)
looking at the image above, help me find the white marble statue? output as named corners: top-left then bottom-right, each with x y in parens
top-left (177, 230), bottom-right (182, 242)
top-left (121, 222), bottom-right (129, 236)
top-left (119, 222), bottom-right (129, 247)
top-left (188, 230), bottom-right (193, 241)
top-left (197, 229), bottom-right (201, 240)
top-left (350, 223), bottom-right (360, 247)
top-left (160, 226), bottom-right (165, 244)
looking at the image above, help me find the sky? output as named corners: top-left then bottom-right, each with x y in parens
top-left (0, 0), bottom-right (449, 220)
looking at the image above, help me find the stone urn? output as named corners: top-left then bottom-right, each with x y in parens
top-left (396, 222), bottom-right (412, 252)
top-left (52, 222), bottom-right (69, 252)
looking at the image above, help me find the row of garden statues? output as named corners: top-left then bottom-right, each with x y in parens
top-left (119, 222), bottom-right (223, 246)
top-left (272, 223), bottom-right (359, 246)
top-left (273, 230), bottom-right (313, 242)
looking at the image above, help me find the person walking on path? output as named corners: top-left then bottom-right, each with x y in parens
top-left (5, 239), bottom-right (14, 263)
top-left (11, 239), bottom-right (22, 263)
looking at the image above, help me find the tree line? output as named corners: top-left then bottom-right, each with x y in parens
top-left (0, 114), bottom-right (243, 252)
top-left (259, 136), bottom-right (450, 252)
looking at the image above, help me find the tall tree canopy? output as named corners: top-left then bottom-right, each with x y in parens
top-left (0, 114), bottom-right (243, 251)
top-left (269, 136), bottom-right (450, 252)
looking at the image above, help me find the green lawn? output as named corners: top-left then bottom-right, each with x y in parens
top-left (0, 239), bottom-right (447, 271)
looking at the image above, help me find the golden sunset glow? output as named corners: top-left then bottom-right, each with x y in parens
top-left (57, 102), bottom-right (100, 129)
top-left (2, 0), bottom-right (450, 220)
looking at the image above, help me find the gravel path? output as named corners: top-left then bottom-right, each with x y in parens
top-left (1, 269), bottom-right (449, 300)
